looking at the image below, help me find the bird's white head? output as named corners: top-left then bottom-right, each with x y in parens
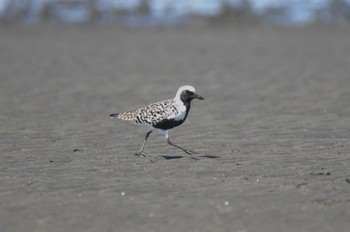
top-left (175, 85), bottom-right (204, 104)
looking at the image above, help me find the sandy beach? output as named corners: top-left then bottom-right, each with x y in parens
top-left (1, 23), bottom-right (350, 232)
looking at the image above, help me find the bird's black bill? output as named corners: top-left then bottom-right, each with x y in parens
top-left (194, 94), bottom-right (204, 100)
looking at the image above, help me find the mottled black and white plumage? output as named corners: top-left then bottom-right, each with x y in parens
top-left (110, 85), bottom-right (204, 156)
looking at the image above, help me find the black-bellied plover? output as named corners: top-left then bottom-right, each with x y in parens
top-left (110, 85), bottom-right (204, 157)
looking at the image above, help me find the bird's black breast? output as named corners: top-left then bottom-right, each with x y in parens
top-left (153, 102), bottom-right (191, 130)
top-left (153, 118), bottom-right (185, 130)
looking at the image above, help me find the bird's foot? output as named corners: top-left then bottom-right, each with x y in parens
top-left (182, 148), bottom-right (198, 155)
top-left (135, 151), bottom-right (148, 157)
top-left (167, 139), bottom-right (198, 156)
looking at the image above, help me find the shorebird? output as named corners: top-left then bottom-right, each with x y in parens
top-left (110, 85), bottom-right (204, 157)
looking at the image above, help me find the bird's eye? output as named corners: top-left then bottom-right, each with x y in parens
top-left (185, 90), bottom-right (193, 95)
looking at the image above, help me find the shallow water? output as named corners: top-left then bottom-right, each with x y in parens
top-left (0, 0), bottom-right (345, 25)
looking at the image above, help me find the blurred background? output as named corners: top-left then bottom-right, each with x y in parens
top-left (1, 0), bottom-right (350, 26)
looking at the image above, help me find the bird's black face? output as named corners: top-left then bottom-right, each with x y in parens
top-left (180, 90), bottom-right (204, 103)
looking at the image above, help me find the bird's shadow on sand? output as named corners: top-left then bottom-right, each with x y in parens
top-left (161, 154), bottom-right (220, 160)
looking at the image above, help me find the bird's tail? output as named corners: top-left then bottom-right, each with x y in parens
top-left (109, 111), bottom-right (136, 121)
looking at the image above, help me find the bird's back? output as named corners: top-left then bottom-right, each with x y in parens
top-left (111, 99), bottom-right (183, 126)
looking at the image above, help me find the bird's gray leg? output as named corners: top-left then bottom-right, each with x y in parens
top-left (166, 134), bottom-right (198, 155)
top-left (135, 130), bottom-right (153, 157)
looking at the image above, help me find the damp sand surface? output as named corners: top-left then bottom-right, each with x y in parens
top-left (1, 24), bottom-right (350, 232)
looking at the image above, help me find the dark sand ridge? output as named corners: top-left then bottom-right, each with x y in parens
top-left (0, 24), bottom-right (350, 232)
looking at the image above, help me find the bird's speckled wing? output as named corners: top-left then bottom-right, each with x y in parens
top-left (114, 99), bottom-right (180, 126)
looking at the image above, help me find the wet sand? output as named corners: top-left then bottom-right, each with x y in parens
top-left (1, 24), bottom-right (350, 232)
